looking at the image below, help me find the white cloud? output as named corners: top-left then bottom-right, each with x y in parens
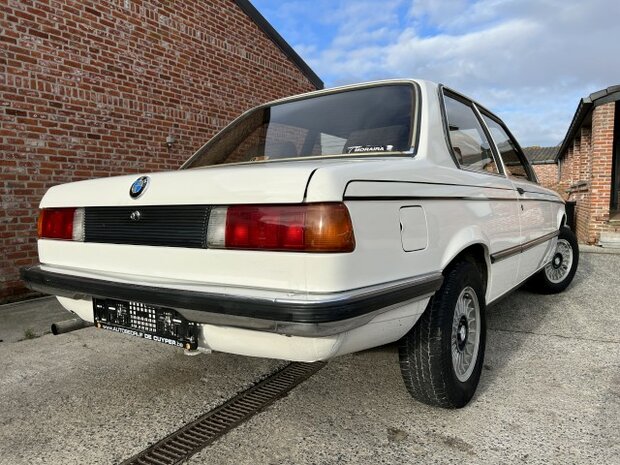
top-left (298, 0), bottom-right (620, 146)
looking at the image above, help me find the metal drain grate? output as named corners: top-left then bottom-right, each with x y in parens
top-left (120, 361), bottom-right (326, 465)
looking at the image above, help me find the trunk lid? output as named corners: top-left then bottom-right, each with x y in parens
top-left (40, 160), bottom-right (333, 208)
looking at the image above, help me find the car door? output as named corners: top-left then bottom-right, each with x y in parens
top-left (442, 91), bottom-right (522, 301)
top-left (479, 112), bottom-right (556, 283)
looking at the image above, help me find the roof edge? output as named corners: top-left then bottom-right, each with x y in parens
top-left (556, 85), bottom-right (620, 162)
top-left (234, 0), bottom-right (324, 90)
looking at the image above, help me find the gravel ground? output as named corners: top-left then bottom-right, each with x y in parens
top-left (0, 252), bottom-right (618, 465)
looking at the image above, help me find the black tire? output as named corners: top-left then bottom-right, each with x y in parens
top-left (398, 260), bottom-right (486, 409)
top-left (527, 226), bottom-right (579, 294)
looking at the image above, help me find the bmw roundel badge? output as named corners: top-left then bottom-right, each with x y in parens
top-left (129, 176), bottom-right (149, 199)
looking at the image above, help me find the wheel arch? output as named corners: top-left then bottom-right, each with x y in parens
top-left (557, 206), bottom-right (567, 230)
top-left (440, 230), bottom-right (491, 298)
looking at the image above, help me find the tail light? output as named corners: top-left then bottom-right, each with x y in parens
top-left (38, 208), bottom-right (85, 241)
top-left (207, 203), bottom-right (355, 252)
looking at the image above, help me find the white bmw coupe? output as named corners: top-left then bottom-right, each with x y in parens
top-left (22, 80), bottom-right (578, 408)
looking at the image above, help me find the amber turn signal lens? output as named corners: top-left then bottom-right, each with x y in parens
top-left (303, 203), bottom-right (356, 252)
top-left (37, 212), bottom-right (45, 239)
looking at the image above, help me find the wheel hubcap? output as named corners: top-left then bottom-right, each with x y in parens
top-left (451, 287), bottom-right (481, 382)
top-left (544, 239), bottom-right (573, 283)
top-left (457, 316), bottom-right (468, 350)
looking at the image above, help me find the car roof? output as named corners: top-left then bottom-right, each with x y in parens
top-left (263, 78), bottom-right (429, 106)
top-left (263, 79), bottom-right (502, 123)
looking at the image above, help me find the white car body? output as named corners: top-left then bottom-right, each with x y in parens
top-left (23, 79), bottom-right (565, 362)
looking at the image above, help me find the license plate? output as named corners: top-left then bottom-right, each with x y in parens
top-left (93, 298), bottom-right (198, 350)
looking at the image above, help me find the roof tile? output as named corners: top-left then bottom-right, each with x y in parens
top-left (522, 146), bottom-right (559, 164)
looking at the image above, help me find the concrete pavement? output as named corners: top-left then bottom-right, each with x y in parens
top-left (0, 297), bottom-right (70, 343)
top-left (0, 252), bottom-right (618, 464)
top-left (190, 252), bottom-right (620, 465)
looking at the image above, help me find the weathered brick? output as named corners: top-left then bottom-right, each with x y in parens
top-left (557, 102), bottom-right (616, 244)
top-left (0, 0), bottom-right (319, 302)
top-left (532, 164), bottom-right (559, 189)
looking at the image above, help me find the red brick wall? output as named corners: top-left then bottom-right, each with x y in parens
top-left (559, 102), bottom-right (615, 243)
top-left (587, 103), bottom-right (615, 242)
top-left (573, 127), bottom-right (592, 242)
top-left (532, 163), bottom-right (559, 191)
top-left (0, 0), bottom-right (318, 302)
top-left (558, 147), bottom-right (573, 194)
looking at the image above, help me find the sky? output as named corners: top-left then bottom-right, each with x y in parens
top-left (251, 0), bottom-right (620, 147)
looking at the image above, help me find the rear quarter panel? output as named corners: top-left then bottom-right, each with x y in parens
top-left (306, 159), bottom-right (522, 301)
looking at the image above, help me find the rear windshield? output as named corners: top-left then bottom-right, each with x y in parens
top-left (184, 84), bottom-right (415, 168)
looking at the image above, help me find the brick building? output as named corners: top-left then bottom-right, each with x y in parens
top-left (523, 146), bottom-right (559, 190)
top-left (0, 0), bottom-right (322, 302)
top-left (555, 86), bottom-right (620, 246)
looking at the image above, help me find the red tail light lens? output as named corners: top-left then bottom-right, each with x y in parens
top-left (37, 208), bottom-right (84, 241)
top-left (221, 203), bottom-right (355, 252)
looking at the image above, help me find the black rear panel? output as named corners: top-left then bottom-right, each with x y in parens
top-left (84, 205), bottom-right (209, 248)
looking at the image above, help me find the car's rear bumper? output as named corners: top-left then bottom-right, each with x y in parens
top-left (20, 264), bottom-right (442, 337)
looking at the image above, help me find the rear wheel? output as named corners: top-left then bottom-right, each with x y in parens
top-left (398, 260), bottom-right (486, 408)
top-left (528, 226), bottom-right (579, 294)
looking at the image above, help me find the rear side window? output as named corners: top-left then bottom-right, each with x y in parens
top-left (481, 114), bottom-right (534, 181)
top-left (443, 94), bottom-right (499, 174)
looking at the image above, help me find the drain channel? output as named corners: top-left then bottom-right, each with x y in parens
top-left (120, 361), bottom-right (326, 465)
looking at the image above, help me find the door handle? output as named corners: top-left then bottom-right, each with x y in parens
top-left (517, 187), bottom-right (525, 195)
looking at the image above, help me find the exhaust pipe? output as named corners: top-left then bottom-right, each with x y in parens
top-left (51, 318), bottom-right (93, 335)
